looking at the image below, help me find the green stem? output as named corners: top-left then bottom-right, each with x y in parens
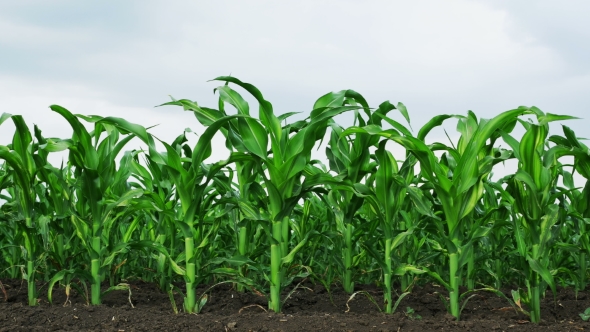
top-left (237, 225), bottom-right (249, 292)
top-left (184, 236), bottom-right (196, 313)
top-left (529, 244), bottom-right (541, 323)
top-left (384, 237), bottom-right (392, 314)
top-left (90, 258), bottom-right (100, 305)
top-left (168, 220), bottom-right (175, 286)
top-left (495, 258), bottom-right (502, 290)
top-left (90, 235), bottom-right (101, 305)
top-left (23, 223), bottom-right (37, 306)
top-left (27, 260), bottom-right (36, 306)
top-left (57, 234), bottom-right (64, 265)
top-left (449, 252), bottom-right (460, 319)
top-left (343, 223), bottom-right (354, 294)
top-left (9, 247), bottom-right (18, 279)
top-left (530, 279), bottom-right (541, 323)
top-left (269, 219), bottom-right (283, 312)
top-left (281, 216), bottom-right (289, 258)
top-left (579, 252), bottom-right (587, 292)
top-left (157, 250), bottom-right (166, 291)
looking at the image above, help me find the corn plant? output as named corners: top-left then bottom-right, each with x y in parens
top-left (346, 108), bottom-right (533, 319)
top-left (354, 141), bottom-right (436, 313)
top-left (501, 110), bottom-right (579, 322)
top-left (1, 77), bottom-right (589, 323)
top-left (0, 114), bottom-right (44, 306)
top-left (325, 97), bottom-right (408, 295)
top-left (164, 77), bottom-right (361, 312)
top-left (42, 106), bottom-right (155, 305)
top-left (548, 125), bottom-right (590, 292)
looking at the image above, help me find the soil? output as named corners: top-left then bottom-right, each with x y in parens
top-left (1, 278), bottom-right (589, 331)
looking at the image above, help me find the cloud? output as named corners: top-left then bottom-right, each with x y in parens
top-left (477, 0), bottom-right (590, 74)
top-left (0, 0), bottom-right (587, 168)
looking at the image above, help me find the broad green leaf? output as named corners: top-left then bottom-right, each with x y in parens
top-left (50, 105), bottom-right (99, 170)
top-left (527, 257), bottom-right (557, 299)
top-left (212, 76), bottom-right (282, 147)
top-left (216, 85), bottom-right (250, 115)
top-left (390, 229), bottom-right (414, 251)
top-left (238, 117), bottom-right (268, 159)
top-left (538, 113), bottom-right (579, 126)
top-left (0, 112), bottom-right (12, 126)
top-left (417, 114), bottom-right (455, 141)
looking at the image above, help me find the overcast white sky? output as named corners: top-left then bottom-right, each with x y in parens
top-left (1, 0), bottom-right (589, 172)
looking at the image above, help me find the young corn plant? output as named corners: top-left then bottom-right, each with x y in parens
top-left (548, 125), bottom-right (590, 292)
top-left (165, 77), bottom-right (359, 312)
top-left (44, 106), bottom-right (153, 305)
top-left (0, 114), bottom-right (44, 306)
top-left (502, 113), bottom-right (581, 323)
top-left (353, 141), bottom-right (434, 313)
top-left (345, 108), bottom-right (532, 319)
top-left (477, 181), bottom-right (514, 290)
top-left (3, 77), bottom-right (590, 322)
top-left (325, 97), bottom-right (409, 294)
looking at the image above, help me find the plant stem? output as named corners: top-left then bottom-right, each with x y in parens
top-left (343, 223), bottom-right (354, 293)
top-left (27, 260), bottom-right (36, 306)
top-left (269, 219), bottom-right (283, 312)
top-left (91, 235), bottom-right (101, 305)
top-left (384, 237), bottom-right (393, 313)
top-left (449, 252), bottom-right (460, 319)
top-left (22, 230), bottom-right (37, 306)
top-left (495, 258), bottom-right (502, 289)
top-left (184, 236), bottom-right (196, 313)
top-left (580, 252), bottom-right (587, 291)
top-left (530, 279), bottom-right (541, 323)
top-left (237, 225), bottom-right (249, 292)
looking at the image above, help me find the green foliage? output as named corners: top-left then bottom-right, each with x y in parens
top-left (0, 77), bottom-right (587, 324)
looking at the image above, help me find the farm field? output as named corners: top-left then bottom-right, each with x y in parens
top-left (1, 77), bottom-right (590, 330)
top-left (1, 279), bottom-right (589, 331)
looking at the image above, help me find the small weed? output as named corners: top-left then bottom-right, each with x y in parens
top-left (579, 307), bottom-right (590, 321)
top-left (405, 306), bottom-right (422, 320)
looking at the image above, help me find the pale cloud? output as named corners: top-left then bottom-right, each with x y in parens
top-left (0, 0), bottom-right (588, 173)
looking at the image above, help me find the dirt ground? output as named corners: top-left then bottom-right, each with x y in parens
top-left (1, 278), bottom-right (589, 331)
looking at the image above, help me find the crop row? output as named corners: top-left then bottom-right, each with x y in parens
top-left (1, 77), bottom-right (589, 323)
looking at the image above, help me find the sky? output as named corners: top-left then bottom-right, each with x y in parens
top-left (1, 0), bottom-right (589, 178)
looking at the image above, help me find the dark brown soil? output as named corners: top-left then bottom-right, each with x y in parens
top-left (1, 278), bottom-right (589, 331)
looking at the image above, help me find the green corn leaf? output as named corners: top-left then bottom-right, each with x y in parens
top-left (192, 114), bottom-right (248, 166)
top-left (281, 231), bottom-right (315, 266)
top-left (221, 255), bottom-right (252, 267)
top-left (212, 76), bottom-right (282, 145)
top-left (537, 113), bottom-right (579, 126)
top-left (216, 85), bottom-right (250, 115)
top-left (47, 269), bottom-right (71, 304)
top-left (238, 117), bottom-right (268, 159)
top-left (105, 189), bottom-right (144, 213)
top-left (417, 114), bottom-right (456, 141)
top-left (527, 256), bottom-right (557, 299)
top-left (519, 124), bottom-right (546, 188)
top-left (390, 229), bottom-right (414, 252)
top-left (278, 111), bottom-right (302, 122)
top-left (313, 90), bottom-right (346, 109)
top-left (0, 112), bottom-right (12, 126)
top-left (10, 116), bottom-right (36, 177)
top-left (406, 186), bottom-right (436, 217)
top-left (50, 105), bottom-right (99, 170)
top-left (392, 264), bottom-right (427, 276)
top-left (373, 113), bottom-right (413, 137)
